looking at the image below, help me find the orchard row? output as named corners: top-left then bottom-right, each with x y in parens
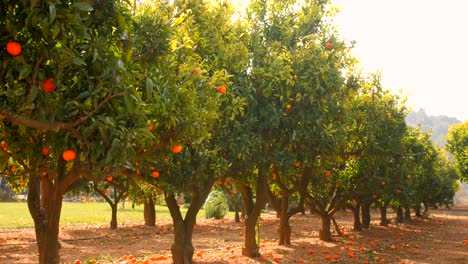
top-left (0, 1), bottom-right (465, 264)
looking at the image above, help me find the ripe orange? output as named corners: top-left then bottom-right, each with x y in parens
top-left (172, 144), bottom-right (182, 153)
top-left (396, 189), bottom-right (401, 194)
top-left (11, 166), bottom-right (16, 172)
top-left (42, 146), bottom-right (51, 155)
top-left (43, 78), bottom-right (56, 93)
top-left (152, 171), bottom-right (160, 178)
top-left (62, 149), bottom-right (76, 161)
top-left (0, 141), bottom-right (8, 150)
top-left (381, 181), bottom-right (386, 186)
top-left (372, 194), bottom-right (377, 199)
top-left (325, 42), bottom-right (332, 50)
top-left (107, 176), bottom-right (112, 182)
top-left (217, 85), bottom-right (227, 94)
top-left (149, 123), bottom-right (154, 132)
top-left (386, 112), bottom-right (392, 118)
top-left (324, 170), bottom-right (331, 177)
top-left (286, 104), bottom-right (291, 110)
top-left (294, 161), bottom-right (300, 167)
top-left (6, 41), bottom-right (21, 56)
top-left (192, 68), bottom-right (200, 75)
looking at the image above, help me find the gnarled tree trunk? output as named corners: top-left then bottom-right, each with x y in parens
top-left (379, 203), bottom-right (389, 226)
top-left (414, 204), bottom-right (422, 217)
top-left (361, 200), bottom-right (371, 229)
top-left (319, 214), bottom-right (332, 241)
top-left (278, 194), bottom-right (292, 245)
top-left (144, 196), bottom-right (156, 226)
top-left (395, 206), bottom-right (404, 223)
top-left (351, 200), bottom-right (362, 231)
top-left (27, 159), bottom-right (83, 264)
top-left (404, 206), bottom-right (411, 221)
top-left (240, 172), bottom-right (267, 258)
top-left (165, 181), bottom-right (213, 264)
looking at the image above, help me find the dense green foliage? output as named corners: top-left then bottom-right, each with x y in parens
top-left (447, 121), bottom-right (468, 182)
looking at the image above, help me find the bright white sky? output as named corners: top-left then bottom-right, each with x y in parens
top-left (233, 0), bottom-right (468, 121)
top-left (332, 0), bottom-right (468, 121)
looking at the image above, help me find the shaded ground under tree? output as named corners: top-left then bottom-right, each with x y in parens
top-left (0, 208), bottom-right (467, 264)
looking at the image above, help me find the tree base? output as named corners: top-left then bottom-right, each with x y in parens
top-left (242, 247), bottom-right (260, 258)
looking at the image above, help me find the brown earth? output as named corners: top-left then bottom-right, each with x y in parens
top-left (0, 208), bottom-right (467, 264)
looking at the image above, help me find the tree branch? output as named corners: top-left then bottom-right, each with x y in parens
top-left (0, 91), bottom-right (125, 133)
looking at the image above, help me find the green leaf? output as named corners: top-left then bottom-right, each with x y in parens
top-left (72, 57), bottom-right (87, 66)
top-left (146, 78), bottom-right (154, 100)
top-left (49, 4), bottom-right (56, 24)
top-left (73, 2), bottom-right (94, 12)
top-left (18, 65), bottom-right (32, 80)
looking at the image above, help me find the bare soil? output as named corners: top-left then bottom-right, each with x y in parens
top-left (0, 208), bottom-right (467, 264)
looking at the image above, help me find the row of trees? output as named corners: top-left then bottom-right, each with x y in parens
top-left (0, 0), bottom-right (463, 263)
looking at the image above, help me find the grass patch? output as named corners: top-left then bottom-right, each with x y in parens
top-left (0, 202), bottom-right (206, 229)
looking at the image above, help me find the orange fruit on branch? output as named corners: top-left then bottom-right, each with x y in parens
top-left (107, 176), bottom-right (112, 182)
top-left (286, 104), bottom-right (291, 110)
top-left (172, 144), bottom-right (183, 153)
top-left (325, 42), bottom-right (332, 50)
top-left (217, 85), bottom-right (227, 94)
top-left (152, 171), bottom-right (160, 178)
top-left (43, 78), bottom-right (56, 93)
top-left (62, 149), bottom-right (76, 161)
top-left (42, 146), bottom-right (51, 155)
top-left (6, 41), bottom-right (21, 56)
top-left (0, 141), bottom-right (8, 150)
top-left (324, 170), bottom-right (331, 177)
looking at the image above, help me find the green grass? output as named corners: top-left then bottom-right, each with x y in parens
top-left (0, 202), bottom-right (199, 229)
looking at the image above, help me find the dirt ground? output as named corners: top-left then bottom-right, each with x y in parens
top-left (0, 207), bottom-right (467, 264)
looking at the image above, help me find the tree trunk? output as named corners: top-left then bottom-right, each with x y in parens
top-left (396, 207), bottom-right (404, 223)
top-left (165, 181), bottom-right (213, 264)
top-left (414, 205), bottom-right (422, 217)
top-left (319, 214), bottom-right (332, 241)
top-left (423, 202), bottom-right (429, 216)
top-left (331, 216), bottom-right (342, 236)
top-left (361, 201), bottom-right (371, 229)
top-left (144, 197), bottom-right (156, 226)
top-left (379, 203), bottom-right (389, 226)
top-left (404, 206), bottom-right (411, 221)
top-left (110, 203), bottom-right (118, 229)
top-left (28, 175), bottom-right (64, 264)
top-left (240, 172), bottom-right (268, 258)
top-left (234, 210), bottom-right (240, 223)
top-left (278, 194), bottom-right (291, 246)
top-left (351, 201), bottom-right (362, 231)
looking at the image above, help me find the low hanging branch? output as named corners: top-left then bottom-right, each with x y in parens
top-left (0, 91), bottom-right (125, 133)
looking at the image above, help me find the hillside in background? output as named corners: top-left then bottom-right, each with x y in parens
top-left (405, 109), bottom-right (461, 147)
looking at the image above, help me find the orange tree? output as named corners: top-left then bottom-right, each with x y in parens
top-left (447, 121), bottom-right (468, 182)
top-left (124, 1), bottom-right (249, 263)
top-left (0, 1), bottom-right (159, 263)
top-left (339, 75), bottom-right (407, 230)
top-left (399, 129), bottom-right (458, 217)
top-left (229, 0), bottom-right (360, 246)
